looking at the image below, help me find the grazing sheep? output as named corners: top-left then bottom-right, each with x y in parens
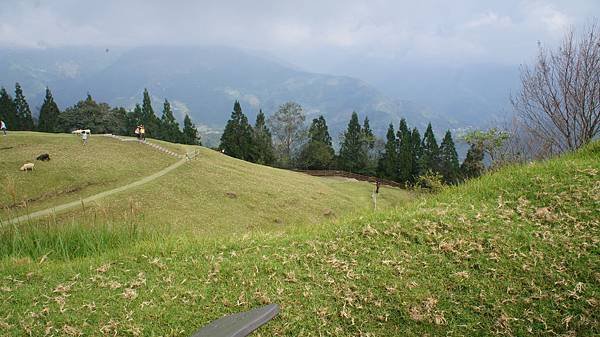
top-left (36, 153), bottom-right (50, 161)
top-left (20, 163), bottom-right (34, 171)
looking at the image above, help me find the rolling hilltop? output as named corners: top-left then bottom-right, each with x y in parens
top-left (0, 133), bottom-right (598, 335)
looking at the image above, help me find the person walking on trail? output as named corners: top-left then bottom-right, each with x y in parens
top-left (81, 131), bottom-right (89, 145)
top-left (134, 126), bottom-right (140, 140)
top-left (0, 120), bottom-right (6, 136)
top-left (140, 125), bottom-right (146, 140)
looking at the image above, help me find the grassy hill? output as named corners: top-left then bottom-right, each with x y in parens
top-left (0, 135), bottom-right (598, 336)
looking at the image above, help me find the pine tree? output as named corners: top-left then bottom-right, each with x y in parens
top-left (159, 99), bottom-right (183, 143)
top-left (141, 88), bottom-right (160, 138)
top-left (439, 130), bottom-right (460, 184)
top-left (419, 123), bottom-right (439, 175)
top-left (378, 123), bottom-right (398, 180)
top-left (127, 104), bottom-right (143, 135)
top-left (220, 101), bottom-right (253, 160)
top-left (362, 116), bottom-right (375, 149)
top-left (0, 87), bottom-right (17, 129)
top-left (338, 112), bottom-right (368, 173)
top-left (410, 127), bottom-right (422, 182)
top-left (252, 109), bottom-right (275, 165)
top-left (37, 87), bottom-right (61, 132)
top-left (460, 144), bottom-right (485, 180)
top-left (182, 114), bottom-right (201, 145)
top-left (298, 115), bottom-right (335, 169)
top-left (397, 118), bottom-right (413, 183)
top-left (14, 83), bottom-right (34, 130)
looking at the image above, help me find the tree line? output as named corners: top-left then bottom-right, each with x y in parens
top-left (0, 84), bottom-right (201, 145)
top-left (220, 100), bottom-right (486, 185)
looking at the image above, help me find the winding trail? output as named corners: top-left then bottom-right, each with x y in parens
top-left (4, 137), bottom-right (197, 225)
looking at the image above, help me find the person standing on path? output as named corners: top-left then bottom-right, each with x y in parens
top-left (81, 131), bottom-right (89, 145)
top-left (134, 126), bottom-right (140, 140)
top-left (140, 125), bottom-right (146, 140)
top-left (0, 120), bottom-right (6, 136)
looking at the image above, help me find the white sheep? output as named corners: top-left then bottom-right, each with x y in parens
top-left (20, 163), bottom-right (34, 171)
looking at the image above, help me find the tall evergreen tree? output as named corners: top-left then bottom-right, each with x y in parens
top-left (460, 144), bottom-right (485, 180)
top-left (220, 101), bottom-right (253, 160)
top-left (126, 104), bottom-right (143, 135)
top-left (159, 99), bottom-right (183, 142)
top-left (268, 101), bottom-right (306, 166)
top-left (397, 118), bottom-right (413, 183)
top-left (362, 116), bottom-right (375, 149)
top-left (0, 87), bottom-right (17, 129)
top-left (410, 127), bottom-right (422, 182)
top-left (252, 110), bottom-right (275, 165)
top-left (419, 123), bottom-right (439, 175)
top-left (298, 115), bottom-right (335, 169)
top-left (182, 114), bottom-right (201, 145)
top-left (439, 130), bottom-right (460, 184)
top-left (14, 83), bottom-right (34, 130)
top-left (37, 87), bottom-right (60, 132)
top-left (378, 123), bottom-right (398, 180)
top-left (338, 112), bottom-right (368, 173)
top-left (141, 88), bottom-right (160, 137)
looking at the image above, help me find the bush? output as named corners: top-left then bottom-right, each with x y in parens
top-left (415, 170), bottom-right (445, 193)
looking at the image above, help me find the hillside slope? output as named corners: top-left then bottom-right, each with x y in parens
top-left (0, 140), bottom-right (597, 335)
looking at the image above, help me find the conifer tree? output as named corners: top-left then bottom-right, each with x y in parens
top-left (127, 104), bottom-right (143, 135)
top-left (0, 87), bottom-right (17, 129)
top-left (362, 116), bottom-right (375, 149)
top-left (14, 83), bottom-right (34, 130)
top-left (338, 112), bottom-right (368, 173)
top-left (252, 109), bottom-right (275, 165)
top-left (460, 144), bottom-right (485, 180)
top-left (378, 123), bottom-right (398, 180)
top-left (419, 123), bottom-right (439, 175)
top-left (439, 130), bottom-right (460, 184)
top-left (37, 87), bottom-right (60, 132)
top-left (397, 118), bottom-right (413, 183)
top-left (298, 115), bottom-right (335, 169)
top-left (220, 101), bottom-right (253, 160)
top-left (410, 127), bottom-right (422, 181)
top-left (141, 88), bottom-right (160, 137)
top-left (182, 114), bottom-right (201, 145)
top-left (159, 99), bottom-right (183, 142)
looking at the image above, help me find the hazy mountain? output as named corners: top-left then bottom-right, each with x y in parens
top-left (0, 46), bottom-right (453, 141)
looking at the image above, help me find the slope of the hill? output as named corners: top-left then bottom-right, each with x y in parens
top-left (0, 132), bottom-right (178, 220)
top-left (0, 141), bottom-right (597, 335)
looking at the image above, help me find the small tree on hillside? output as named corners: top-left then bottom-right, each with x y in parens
top-left (37, 87), bottom-right (61, 132)
top-left (378, 123), bottom-right (399, 180)
top-left (252, 110), bottom-right (275, 165)
top-left (0, 87), bottom-right (17, 129)
top-left (298, 115), bottom-right (335, 169)
top-left (338, 111), bottom-right (368, 173)
top-left (460, 144), bottom-right (485, 180)
top-left (182, 114), bottom-right (201, 145)
top-left (419, 123), bottom-right (439, 175)
top-left (463, 128), bottom-right (510, 168)
top-left (268, 101), bottom-right (306, 167)
top-left (439, 130), bottom-right (460, 184)
top-left (14, 83), bottom-right (34, 130)
top-left (220, 101), bottom-right (253, 160)
top-left (397, 118), bottom-right (413, 183)
top-left (159, 99), bottom-right (183, 143)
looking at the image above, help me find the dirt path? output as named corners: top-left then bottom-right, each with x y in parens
top-left (4, 146), bottom-right (197, 225)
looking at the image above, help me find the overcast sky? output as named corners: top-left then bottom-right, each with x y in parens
top-left (1, 0), bottom-right (597, 72)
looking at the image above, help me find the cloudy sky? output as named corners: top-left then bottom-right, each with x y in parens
top-left (0, 0), bottom-right (597, 84)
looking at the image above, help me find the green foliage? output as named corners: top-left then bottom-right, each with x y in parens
top-left (463, 128), bottom-right (510, 167)
top-left (37, 87), bottom-right (61, 132)
top-left (182, 114), bottom-right (201, 145)
top-left (55, 95), bottom-right (128, 134)
top-left (410, 127), bottom-right (423, 181)
top-left (397, 118), bottom-right (413, 183)
top-left (362, 116), bottom-right (375, 149)
top-left (298, 115), bottom-right (335, 169)
top-left (141, 88), bottom-right (161, 138)
top-left (127, 104), bottom-right (143, 135)
top-left (378, 123), bottom-right (398, 180)
top-left (439, 130), bottom-right (460, 184)
top-left (419, 123), bottom-right (439, 175)
top-left (338, 112), bottom-right (368, 174)
top-left (251, 110), bottom-right (275, 165)
top-left (0, 87), bottom-right (17, 129)
top-left (460, 144), bottom-right (485, 180)
top-left (268, 101), bottom-right (306, 167)
top-left (13, 83), bottom-right (34, 130)
top-left (220, 101), bottom-right (253, 160)
top-left (415, 169), bottom-right (445, 192)
top-left (159, 99), bottom-right (183, 143)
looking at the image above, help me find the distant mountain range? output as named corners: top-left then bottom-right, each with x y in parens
top-left (0, 46), bottom-right (482, 144)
